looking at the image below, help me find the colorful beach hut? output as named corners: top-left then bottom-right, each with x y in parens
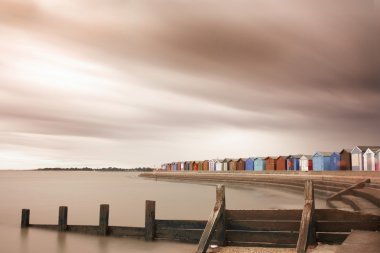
top-left (376, 150), bottom-right (380, 171)
top-left (299, 155), bottom-right (313, 171)
top-left (222, 159), bottom-right (230, 171)
top-left (228, 159), bottom-right (237, 171)
top-left (312, 152), bottom-right (332, 171)
top-left (172, 162), bottom-right (177, 171)
top-left (330, 152), bottom-right (340, 171)
top-left (265, 157), bottom-right (276, 170)
top-left (275, 156), bottom-right (287, 171)
top-left (208, 159), bottom-right (217, 171)
top-left (287, 155), bottom-right (302, 171)
top-left (254, 157), bottom-right (265, 171)
top-left (192, 161), bottom-right (199, 171)
top-left (245, 157), bottom-right (255, 171)
top-left (236, 158), bottom-right (246, 171)
top-left (363, 147), bottom-right (380, 171)
top-left (215, 160), bottom-right (223, 171)
top-left (202, 160), bottom-right (209, 171)
top-left (351, 146), bottom-right (380, 171)
top-left (339, 149), bottom-right (352, 170)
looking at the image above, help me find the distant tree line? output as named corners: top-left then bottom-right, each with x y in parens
top-left (37, 167), bottom-right (154, 172)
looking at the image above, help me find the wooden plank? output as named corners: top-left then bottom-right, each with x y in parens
top-left (99, 204), bottom-right (109, 236)
top-left (328, 178), bottom-right (370, 201)
top-left (67, 225), bottom-right (99, 235)
top-left (58, 206), bottom-right (68, 231)
top-left (315, 209), bottom-right (380, 222)
top-left (317, 232), bottom-right (349, 244)
top-left (316, 221), bottom-right (380, 232)
top-left (29, 224), bottom-right (58, 230)
top-left (227, 220), bottom-right (300, 231)
top-left (108, 226), bottom-right (145, 237)
top-left (227, 241), bottom-right (296, 248)
top-left (155, 220), bottom-right (206, 230)
top-left (145, 200), bottom-right (156, 241)
top-left (226, 209), bottom-right (302, 221)
top-left (196, 184), bottom-right (225, 253)
top-left (156, 229), bottom-right (203, 243)
top-left (21, 209), bottom-right (30, 228)
top-left (226, 231), bottom-right (299, 244)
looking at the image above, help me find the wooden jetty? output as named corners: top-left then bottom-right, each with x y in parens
top-left (21, 181), bottom-right (380, 253)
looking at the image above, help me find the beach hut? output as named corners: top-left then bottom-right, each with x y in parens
top-left (167, 163), bottom-right (172, 171)
top-left (172, 162), bottom-right (177, 171)
top-left (299, 155), bottom-right (313, 172)
top-left (192, 161), bottom-right (199, 171)
top-left (215, 160), bottom-right (223, 171)
top-left (339, 149), bottom-right (352, 170)
top-left (312, 152), bottom-right (332, 171)
top-left (330, 152), bottom-right (340, 171)
top-left (254, 157), bottom-right (265, 171)
top-left (351, 146), bottom-right (380, 171)
top-left (376, 150), bottom-right (380, 171)
top-left (198, 161), bottom-right (203, 171)
top-left (222, 159), bottom-right (230, 171)
top-left (202, 160), bottom-right (209, 171)
top-left (265, 157), bottom-right (276, 170)
top-left (228, 159), bottom-right (237, 171)
top-left (287, 155), bottom-right (302, 171)
top-left (208, 159), bottom-right (216, 171)
top-left (363, 147), bottom-right (380, 171)
top-left (245, 157), bottom-right (255, 171)
top-left (161, 164), bottom-right (167, 171)
top-left (179, 162), bottom-right (184, 172)
top-left (236, 158), bottom-right (246, 171)
top-left (276, 156), bottom-right (287, 171)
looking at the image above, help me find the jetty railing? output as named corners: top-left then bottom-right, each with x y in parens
top-left (21, 182), bottom-right (380, 253)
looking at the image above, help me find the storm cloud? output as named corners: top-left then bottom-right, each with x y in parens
top-left (0, 0), bottom-right (379, 169)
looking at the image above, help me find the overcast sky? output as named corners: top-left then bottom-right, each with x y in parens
top-left (1, 0), bottom-right (379, 169)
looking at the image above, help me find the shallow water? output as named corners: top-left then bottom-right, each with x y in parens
top-left (0, 171), bottom-right (327, 253)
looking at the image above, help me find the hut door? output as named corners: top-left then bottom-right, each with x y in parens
top-left (367, 153), bottom-right (372, 171)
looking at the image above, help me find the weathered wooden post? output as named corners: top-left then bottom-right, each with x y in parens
top-left (21, 209), bottom-right (30, 228)
top-left (58, 206), bottom-right (68, 231)
top-left (145, 200), bottom-right (156, 241)
top-left (215, 185), bottom-right (226, 246)
top-left (296, 180), bottom-right (316, 253)
top-left (99, 204), bottom-right (109, 236)
top-left (196, 184), bottom-right (226, 253)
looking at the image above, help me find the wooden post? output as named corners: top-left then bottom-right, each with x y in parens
top-left (296, 180), bottom-right (316, 253)
top-left (215, 185), bottom-right (226, 246)
top-left (196, 184), bottom-right (225, 253)
top-left (145, 200), bottom-right (156, 241)
top-left (327, 178), bottom-right (370, 201)
top-left (21, 209), bottom-right (30, 228)
top-left (58, 206), bottom-right (68, 231)
top-left (99, 204), bottom-right (109, 236)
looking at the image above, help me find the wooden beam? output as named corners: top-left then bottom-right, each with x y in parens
top-left (327, 178), bottom-right (370, 201)
top-left (145, 200), bottom-right (156, 241)
top-left (99, 204), bottom-right (109, 236)
top-left (58, 206), bottom-right (68, 231)
top-left (296, 180), bottom-right (316, 253)
top-left (21, 209), bottom-right (30, 228)
top-left (196, 184), bottom-right (225, 253)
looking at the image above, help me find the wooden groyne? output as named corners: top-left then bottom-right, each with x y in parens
top-left (21, 181), bottom-right (380, 253)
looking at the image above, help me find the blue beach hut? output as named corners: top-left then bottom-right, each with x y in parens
top-left (172, 162), bottom-right (178, 171)
top-left (312, 152), bottom-right (333, 171)
top-left (287, 155), bottom-right (302, 171)
top-left (330, 152), bottom-right (340, 171)
top-left (245, 157), bottom-right (255, 171)
top-left (254, 157), bottom-right (265, 171)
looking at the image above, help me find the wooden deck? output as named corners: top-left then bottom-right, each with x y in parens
top-left (336, 230), bottom-right (380, 253)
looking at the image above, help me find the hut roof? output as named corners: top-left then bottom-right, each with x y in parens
top-left (314, 152), bottom-right (333, 157)
top-left (289, 155), bottom-right (303, 159)
top-left (340, 148), bottom-right (352, 154)
top-left (276, 156), bottom-right (288, 160)
top-left (354, 146), bottom-right (380, 153)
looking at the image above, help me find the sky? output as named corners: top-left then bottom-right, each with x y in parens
top-left (0, 0), bottom-right (380, 169)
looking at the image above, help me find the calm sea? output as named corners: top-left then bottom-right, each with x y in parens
top-left (0, 171), bottom-right (327, 253)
